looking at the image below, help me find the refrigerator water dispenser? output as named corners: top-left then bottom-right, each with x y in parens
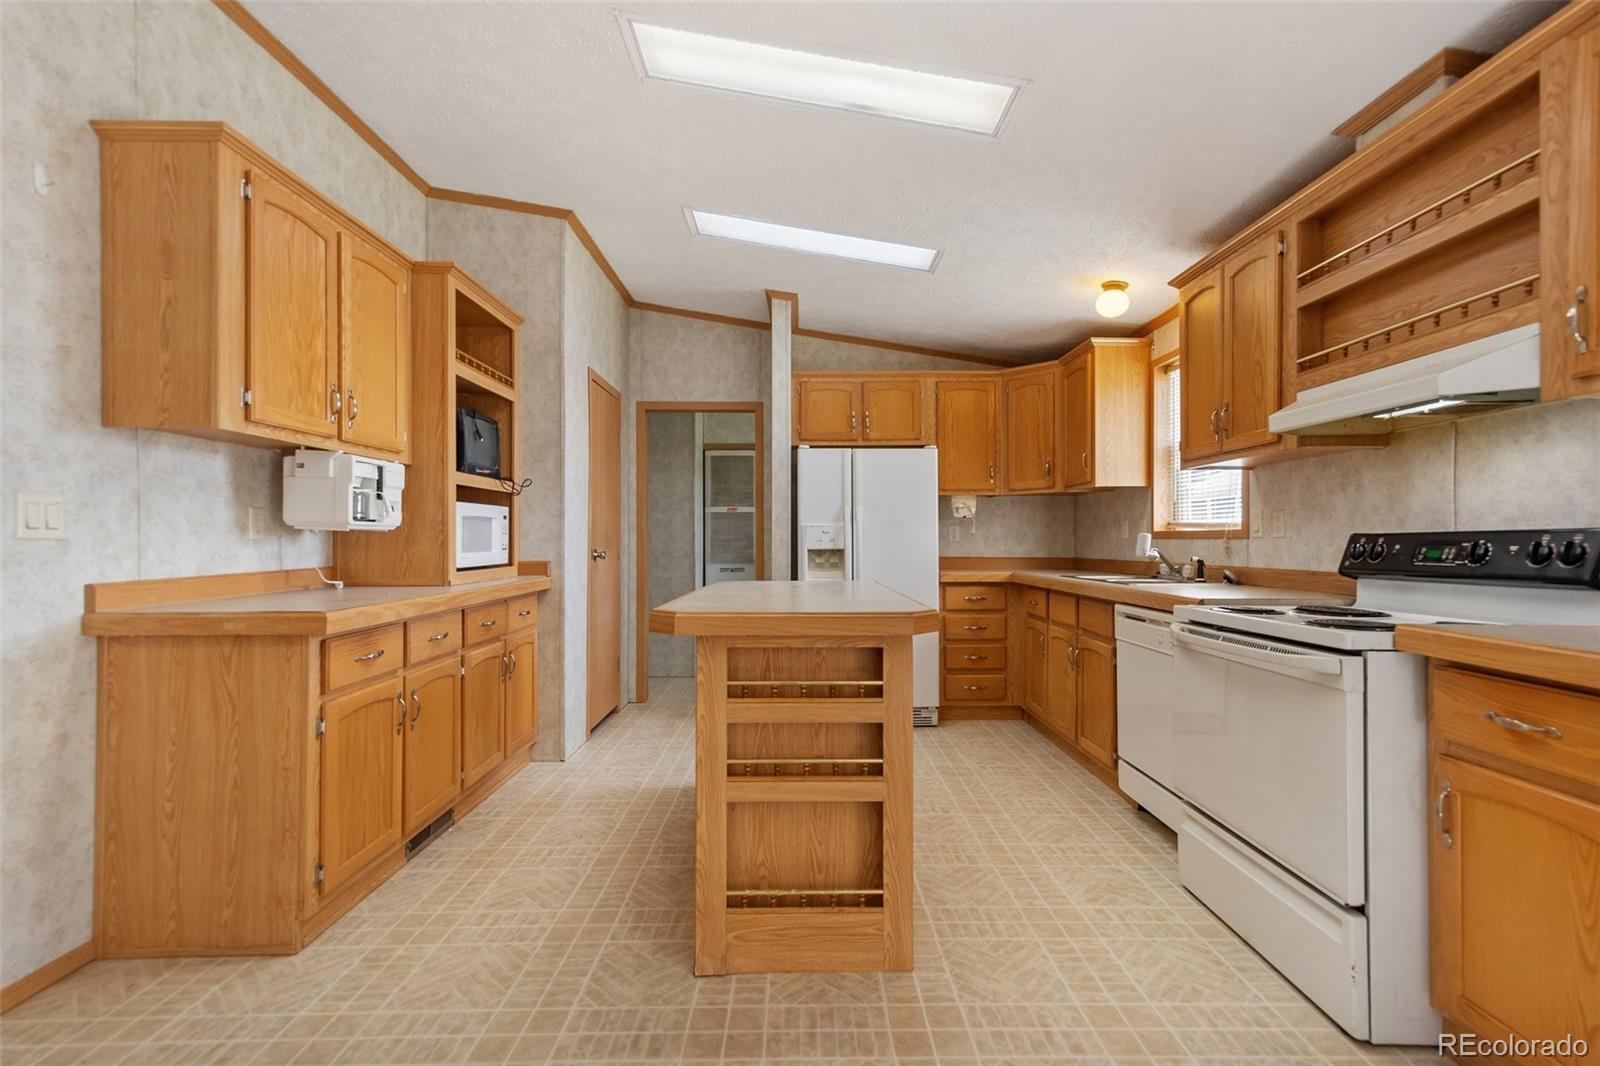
top-left (801, 523), bottom-right (846, 580)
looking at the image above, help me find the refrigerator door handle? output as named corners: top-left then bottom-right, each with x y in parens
top-left (849, 451), bottom-right (862, 581)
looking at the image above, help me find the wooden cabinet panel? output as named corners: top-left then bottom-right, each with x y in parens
top-left (1075, 634), bottom-right (1116, 769)
top-left (1059, 351), bottom-right (1093, 489)
top-left (1543, 22), bottom-right (1600, 397)
top-left (402, 658), bottom-right (460, 835)
top-left (322, 624), bottom-right (404, 693)
top-left (942, 611), bottom-right (1005, 642)
top-left (319, 676), bottom-right (404, 895)
top-left (245, 168), bottom-right (340, 438)
top-left (507, 595), bottom-right (539, 634)
top-left (1022, 617), bottom-right (1048, 717)
top-left (862, 379), bottom-right (926, 442)
top-left (1431, 666), bottom-right (1600, 786)
top-left (463, 601), bottom-right (508, 646)
top-left (461, 642), bottom-right (506, 789)
top-left (943, 674), bottom-right (1006, 703)
top-left (339, 232), bottom-right (410, 455)
top-left (1045, 625), bottom-right (1077, 739)
top-left (1221, 233), bottom-right (1283, 452)
top-left (934, 378), bottom-right (999, 492)
top-left (1430, 755), bottom-right (1600, 1058)
top-left (942, 642), bottom-right (1006, 672)
top-left (1179, 270), bottom-right (1224, 464)
top-left (941, 584), bottom-right (1006, 612)
top-left (1020, 587), bottom-right (1047, 619)
top-left (1003, 366), bottom-right (1059, 492)
top-left (1078, 599), bottom-right (1115, 639)
top-left (405, 612), bottom-right (461, 665)
top-left (504, 632), bottom-right (538, 751)
top-left (795, 380), bottom-right (860, 442)
top-left (1047, 592), bottom-right (1077, 628)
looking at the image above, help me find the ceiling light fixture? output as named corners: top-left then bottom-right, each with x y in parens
top-left (688, 209), bottom-right (939, 271)
top-left (1095, 280), bottom-right (1130, 318)
top-left (627, 20), bottom-right (1019, 135)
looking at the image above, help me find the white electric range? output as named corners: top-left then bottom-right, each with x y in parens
top-left (1118, 527), bottom-right (1600, 1045)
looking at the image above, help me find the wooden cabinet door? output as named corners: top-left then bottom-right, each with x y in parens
top-left (1179, 269), bottom-right (1224, 464)
top-left (1059, 352), bottom-right (1093, 490)
top-left (461, 641), bottom-right (505, 790)
top-left (245, 168), bottom-right (339, 437)
top-left (861, 379), bottom-right (925, 443)
top-left (1430, 756), bottom-right (1600, 1058)
top-left (1003, 367), bottom-right (1058, 492)
top-left (1022, 617), bottom-right (1048, 717)
top-left (1221, 232), bottom-right (1283, 452)
top-left (338, 232), bottom-right (410, 456)
top-left (1544, 23), bottom-right (1600, 395)
top-left (795, 379), bottom-right (860, 442)
top-left (934, 378), bottom-right (998, 493)
top-left (402, 658), bottom-right (460, 836)
top-left (1075, 634), bottom-right (1116, 769)
top-left (1045, 625), bottom-right (1077, 738)
top-left (319, 676), bottom-right (404, 895)
top-left (504, 631), bottom-right (538, 751)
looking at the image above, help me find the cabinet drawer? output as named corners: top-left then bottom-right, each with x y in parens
top-left (1432, 666), bottom-right (1600, 787)
top-left (406, 612), bottom-right (461, 665)
top-left (507, 595), bottom-right (539, 634)
top-left (1079, 599), bottom-right (1115, 638)
top-left (1021, 588), bottom-right (1047, 619)
top-left (943, 642), bottom-right (1007, 672)
top-left (943, 673), bottom-right (1007, 703)
top-left (1048, 592), bottom-right (1078, 627)
top-left (463, 602), bottom-right (508, 646)
top-left (942, 584), bottom-right (1006, 612)
top-left (323, 624), bottom-right (404, 692)
top-left (942, 611), bottom-right (1006, 642)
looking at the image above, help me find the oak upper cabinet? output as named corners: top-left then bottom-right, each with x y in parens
top-left (1543, 21), bottom-right (1600, 399)
top-left (339, 232), bottom-right (411, 457)
top-left (319, 676), bottom-right (404, 896)
top-left (1022, 617), bottom-right (1048, 717)
top-left (504, 630), bottom-right (538, 751)
top-left (1002, 364), bottom-right (1060, 492)
top-left (402, 658), bottom-right (460, 835)
top-left (461, 642), bottom-right (507, 790)
top-left (794, 378), bottom-right (861, 442)
top-left (934, 378), bottom-right (1000, 493)
top-left (861, 378), bottom-right (928, 443)
top-left (1219, 232), bottom-right (1283, 453)
top-left (1059, 339), bottom-right (1150, 491)
top-left (1074, 633), bottom-right (1116, 769)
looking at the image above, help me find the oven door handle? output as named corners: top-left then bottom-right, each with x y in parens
top-left (1173, 624), bottom-right (1346, 677)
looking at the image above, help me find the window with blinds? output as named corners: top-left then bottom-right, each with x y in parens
top-left (1159, 366), bottom-right (1242, 528)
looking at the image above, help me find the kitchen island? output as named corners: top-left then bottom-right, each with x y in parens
top-left (650, 581), bottom-right (939, 976)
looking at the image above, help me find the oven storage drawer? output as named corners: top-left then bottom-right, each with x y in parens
top-left (1179, 811), bottom-right (1370, 1040)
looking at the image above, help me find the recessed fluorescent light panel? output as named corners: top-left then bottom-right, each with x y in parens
top-left (628, 20), bottom-right (1019, 135)
top-left (688, 210), bottom-right (939, 271)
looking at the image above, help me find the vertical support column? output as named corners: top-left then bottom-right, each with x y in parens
top-left (879, 634), bottom-right (914, 970)
top-left (765, 291), bottom-right (795, 580)
top-left (693, 636), bottom-right (729, 976)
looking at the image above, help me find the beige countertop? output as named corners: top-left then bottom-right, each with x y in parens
top-left (650, 580), bottom-right (939, 637)
top-left (941, 568), bottom-right (1350, 612)
top-left (1396, 623), bottom-right (1600, 692)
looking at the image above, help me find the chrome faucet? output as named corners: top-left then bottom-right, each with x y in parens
top-left (1135, 533), bottom-right (1204, 582)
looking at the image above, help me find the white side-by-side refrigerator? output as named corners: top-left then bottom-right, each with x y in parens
top-left (794, 447), bottom-right (940, 713)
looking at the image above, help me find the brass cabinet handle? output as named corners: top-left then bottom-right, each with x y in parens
top-left (1568, 285), bottom-right (1589, 354)
top-left (427, 631), bottom-right (450, 643)
top-left (962, 624), bottom-right (988, 631)
top-left (864, 410), bottom-right (872, 433)
top-left (506, 651), bottom-right (517, 677)
top-left (1209, 407), bottom-right (1219, 437)
top-left (347, 388), bottom-right (359, 428)
top-left (850, 411), bottom-right (857, 430)
top-left (1220, 402), bottom-right (1230, 438)
top-left (1080, 450), bottom-right (1088, 471)
top-left (1043, 457), bottom-right (1052, 478)
top-left (394, 691), bottom-right (406, 734)
top-left (500, 652), bottom-right (509, 681)
top-left (1069, 645), bottom-right (1080, 670)
top-left (517, 609), bottom-right (532, 617)
top-left (962, 595), bottom-right (988, 602)
top-left (479, 618), bottom-right (497, 629)
top-left (1435, 779), bottom-right (1453, 849)
top-left (963, 654), bottom-right (985, 662)
top-left (963, 684), bottom-right (981, 692)
top-left (1482, 709), bottom-right (1563, 739)
top-left (409, 687), bottom-right (422, 728)
top-left (329, 382), bottom-right (342, 423)
top-left (987, 462), bottom-right (995, 483)
top-left (353, 648), bottom-right (386, 663)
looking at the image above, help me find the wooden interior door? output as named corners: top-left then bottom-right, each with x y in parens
top-left (1430, 756), bottom-right (1599, 1059)
top-left (1221, 232), bottom-right (1283, 452)
top-left (504, 631), bottom-right (538, 750)
top-left (934, 378), bottom-right (998, 493)
top-left (319, 676), bottom-right (404, 894)
top-left (1074, 634), bottom-right (1116, 769)
top-left (1022, 617), bottom-right (1048, 716)
top-left (1003, 368), bottom-right (1058, 492)
top-left (1059, 352), bottom-right (1093, 489)
top-left (402, 658), bottom-right (460, 835)
top-left (794, 379), bottom-right (860, 442)
top-left (245, 168), bottom-right (339, 437)
top-left (1045, 625), bottom-right (1077, 738)
top-left (338, 232), bottom-right (410, 455)
top-left (861, 379), bottom-right (924, 442)
top-left (460, 641), bottom-right (505, 789)
top-left (587, 373), bottom-right (622, 732)
top-left (1179, 270), bottom-right (1224, 464)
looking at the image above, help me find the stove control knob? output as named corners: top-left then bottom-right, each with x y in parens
top-left (1367, 540), bottom-right (1388, 562)
top-left (1527, 540), bottom-right (1555, 567)
top-left (1557, 539), bottom-right (1589, 568)
top-left (1468, 540), bottom-right (1493, 566)
top-left (1348, 540), bottom-right (1368, 561)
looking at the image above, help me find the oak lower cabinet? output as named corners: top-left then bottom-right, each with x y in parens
top-left (1021, 616), bottom-right (1048, 716)
top-left (89, 575), bottom-right (548, 958)
top-left (1074, 633), bottom-right (1116, 769)
top-left (941, 583), bottom-right (1011, 709)
top-left (1044, 624), bottom-right (1076, 738)
top-left (1026, 593), bottom-right (1120, 781)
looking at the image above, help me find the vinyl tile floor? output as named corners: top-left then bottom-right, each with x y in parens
top-left (1, 677), bottom-right (1445, 1065)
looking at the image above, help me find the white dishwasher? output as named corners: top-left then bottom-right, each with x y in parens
top-left (1113, 605), bottom-right (1183, 831)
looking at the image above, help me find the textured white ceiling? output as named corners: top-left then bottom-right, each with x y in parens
top-left (244, 0), bottom-right (1555, 360)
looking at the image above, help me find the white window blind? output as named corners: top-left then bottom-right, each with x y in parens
top-left (1163, 367), bottom-right (1242, 527)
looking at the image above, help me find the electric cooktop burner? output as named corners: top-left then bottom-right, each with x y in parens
top-left (1214, 606), bottom-right (1286, 615)
top-left (1301, 618), bottom-right (1398, 632)
top-left (1294, 605), bottom-right (1392, 619)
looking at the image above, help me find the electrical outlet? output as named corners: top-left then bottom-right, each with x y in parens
top-left (1250, 509), bottom-right (1263, 537)
top-left (1269, 508), bottom-right (1287, 538)
top-left (16, 493), bottom-right (65, 539)
top-left (247, 506), bottom-right (270, 540)
top-left (947, 524), bottom-right (960, 543)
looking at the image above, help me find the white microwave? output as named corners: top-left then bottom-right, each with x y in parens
top-left (456, 502), bottom-right (510, 569)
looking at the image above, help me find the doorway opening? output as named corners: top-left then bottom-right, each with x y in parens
top-left (635, 402), bottom-right (765, 703)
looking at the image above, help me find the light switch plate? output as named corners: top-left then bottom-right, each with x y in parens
top-left (947, 525), bottom-right (960, 543)
top-left (16, 493), bottom-right (65, 539)
top-left (1269, 509), bottom-right (1287, 538)
top-left (247, 506), bottom-right (270, 540)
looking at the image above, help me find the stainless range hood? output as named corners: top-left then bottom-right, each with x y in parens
top-left (1270, 324), bottom-right (1540, 436)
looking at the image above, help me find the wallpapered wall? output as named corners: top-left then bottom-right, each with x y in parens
top-left (0, 0), bottom-right (429, 986)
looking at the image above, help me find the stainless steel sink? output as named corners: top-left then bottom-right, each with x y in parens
top-left (1057, 573), bottom-right (1161, 584)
